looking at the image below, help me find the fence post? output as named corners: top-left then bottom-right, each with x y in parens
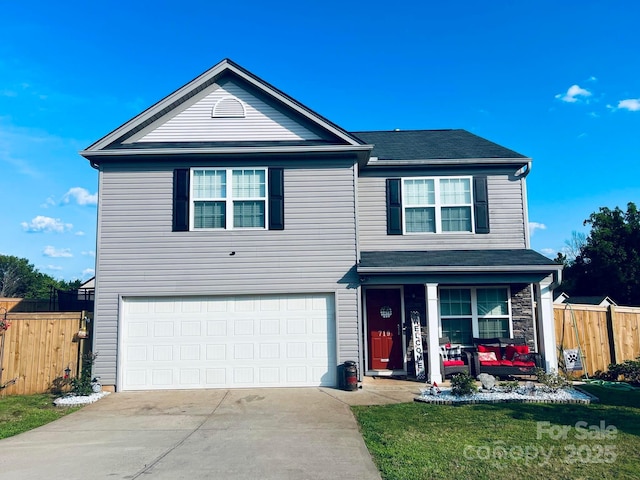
top-left (606, 305), bottom-right (617, 366)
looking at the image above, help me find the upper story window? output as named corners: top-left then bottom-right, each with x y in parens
top-left (386, 175), bottom-right (489, 236)
top-left (191, 168), bottom-right (267, 229)
top-left (403, 177), bottom-right (473, 233)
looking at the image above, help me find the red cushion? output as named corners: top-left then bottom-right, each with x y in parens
top-left (505, 345), bottom-right (529, 360)
top-left (500, 360), bottom-right (513, 366)
top-left (478, 345), bottom-right (502, 359)
top-left (443, 360), bottom-right (464, 367)
top-left (480, 360), bottom-right (501, 366)
top-left (513, 360), bottom-right (536, 367)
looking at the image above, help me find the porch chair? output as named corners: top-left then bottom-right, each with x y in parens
top-left (439, 336), bottom-right (471, 378)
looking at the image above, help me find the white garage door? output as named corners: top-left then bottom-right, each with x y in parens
top-left (120, 293), bottom-right (336, 390)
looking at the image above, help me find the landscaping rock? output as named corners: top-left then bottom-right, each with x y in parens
top-left (477, 373), bottom-right (496, 390)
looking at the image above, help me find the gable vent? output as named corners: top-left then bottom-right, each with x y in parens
top-left (212, 97), bottom-right (246, 118)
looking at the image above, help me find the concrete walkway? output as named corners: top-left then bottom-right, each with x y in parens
top-left (0, 380), bottom-right (422, 480)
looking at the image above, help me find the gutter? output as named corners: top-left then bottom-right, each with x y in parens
top-left (81, 144), bottom-right (374, 168)
top-left (357, 264), bottom-right (563, 274)
top-left (366, 157), bottom-right (531, 167)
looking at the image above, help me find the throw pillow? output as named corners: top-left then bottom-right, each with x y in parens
top-left (478, 351), bottom-right (498, 362)
top-left (478, 344), bottom-right (502, 359)
top-left (512, 352), bottom-right (534, 363)
top-left (505, 344), bottom-right (530, 360)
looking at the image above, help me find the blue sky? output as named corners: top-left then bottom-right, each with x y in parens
top-left (1, 1), bottom-right (639, 281)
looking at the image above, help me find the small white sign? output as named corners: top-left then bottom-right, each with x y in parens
top-left (410, 310), bottom-right (425, 380)
top-left (563, 349), bottom-right (583, 371)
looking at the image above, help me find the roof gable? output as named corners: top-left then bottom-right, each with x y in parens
top-left (126, 76), bottom-right (324, 144)
top-left (81, 59), bottom-right (368, 160)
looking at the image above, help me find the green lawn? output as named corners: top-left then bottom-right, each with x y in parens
top-left (353, 385), bottom-right (640, 480)
top-left (0, 394), bottom-right (81, 439)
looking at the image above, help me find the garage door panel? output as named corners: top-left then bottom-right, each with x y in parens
top-left (234, 319), bottom-right (254, 335)
top-left (154, 322), bottom-right (173, 337)
top-left (121, 293), bottom-right (336, 390)
top-left (153, 345), bottom-right (173, 361)
top-left (181, 322), bottom-right (201, 336)
top-left (207, 320), bottom-right (226, 336)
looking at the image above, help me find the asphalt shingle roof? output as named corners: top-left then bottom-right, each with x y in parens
top-left (359, 249), bottom-right (558, 270)
top-left (351, 129), bottom-right (527, 161)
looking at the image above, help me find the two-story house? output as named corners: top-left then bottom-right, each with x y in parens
top-left (80, 59), bottom-right (561, 391)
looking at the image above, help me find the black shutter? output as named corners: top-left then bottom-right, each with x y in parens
top-left (269, 168), bottom-right (284, 230)
top-left (386, 178), bottom-right (402, 235)
top-left (173, 168), bottom-right (190, 232)
top-left (473, 176), bottom-right (490, 234)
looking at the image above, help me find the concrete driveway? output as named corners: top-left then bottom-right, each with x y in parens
top-left (0, 381), bottom-right (420, 479)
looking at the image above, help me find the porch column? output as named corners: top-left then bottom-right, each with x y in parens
top-left (425, 283), bottom-right (442, 384)
top-left (535, 276), bottom-right (558, 372)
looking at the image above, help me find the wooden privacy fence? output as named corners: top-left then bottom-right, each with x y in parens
top-left (0, 312), bottom-right (85, 395)
top-left (554, 304), bottom-right (640, 376)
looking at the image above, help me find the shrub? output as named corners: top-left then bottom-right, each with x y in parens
top-left (499, 380), bottom-right (520, 393)
top-left (535, 368), bottom-right (572, 393)
top-left (604, 356), bottom-right (640, 385)
top-left (450, 371), bottom-right (478, 396)
top-left (592, 369), bottom-right (617, 381)
top-left (70, 352), bottom-right (98, 396)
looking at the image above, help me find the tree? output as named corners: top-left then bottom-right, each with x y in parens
top-left (562, 202), bottom-right (640, 306)
top-left (0, 255), bottom-right (80, 299)
top-left (562, 231), bottom-right (587, 263)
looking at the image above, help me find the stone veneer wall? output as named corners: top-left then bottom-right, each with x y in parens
top-left (510, 284), bottom-right (536, 350)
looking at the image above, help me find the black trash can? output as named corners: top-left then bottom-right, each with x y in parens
top-left (343, 361), bottom-right (358, 391)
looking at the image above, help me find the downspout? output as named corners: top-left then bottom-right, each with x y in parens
top-left (514, 161), bottom-right (532, 179)
top-left (515, 161), bottom-right (532, 248)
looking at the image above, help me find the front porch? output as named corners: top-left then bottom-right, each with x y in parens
top-left (358, 249), bottom-right (562, 384)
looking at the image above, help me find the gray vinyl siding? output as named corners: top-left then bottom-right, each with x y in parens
top-left (92, 158), bottom-right (359, 385)
top-left (130, 78), bottom-right (322, 143)
top-left (358, 168), bottom-right (527, 251)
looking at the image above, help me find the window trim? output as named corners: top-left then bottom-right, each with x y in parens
top-left (439, 286), bottom-right (512, 345)
top-left (189, 167), bottom-right (268, 231)
top-left (401, 175), bottom-right (474, 234)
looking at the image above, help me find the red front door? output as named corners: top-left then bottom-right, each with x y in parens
top-left (366, 288), bottom-right (404, 370)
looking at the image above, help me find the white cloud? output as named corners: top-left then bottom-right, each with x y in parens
top-left (43, 246), bottom-right (73, 258)
top-left (62, 187), bottom-right (97, 206)
top-left (81, 250), bottom-right (96, 258)
top-left (75, 231), bottom-right (86, 236)
top-left (540, 248), bottom-right (556, 257)
top-left (617, 99), bottom-right (640, 111)
top-left (40, 196), bottom-right (56, 208)
top-left (555, 84), bottom-right (592, 103)
top-left (46, 264), bottom-right (64, 271)
top-left (21, 215), bottom-right (72, 233)
top-left (82, 268), bottom-right (95, 278)
top-left (529, 222), bottom-right (547, 235)
top-left (587, 76), bottom-right (598, 82)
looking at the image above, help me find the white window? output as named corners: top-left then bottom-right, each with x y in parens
top-left (402, 177), bottom-right (473, 233)
top-left (439, 287), bottom-right (511, 345)
top-left (191, 168), bottom-right (267, 229)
